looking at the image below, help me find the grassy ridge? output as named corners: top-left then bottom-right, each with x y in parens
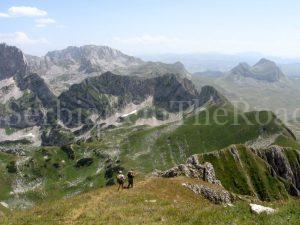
top-left (120, 106), bottom-right (297, 173)
top-left (1, 177), bottom-right (299, 225)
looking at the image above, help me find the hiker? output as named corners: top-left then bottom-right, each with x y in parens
top-left (127, 170), bottom-right (135, 188)
top-left (117, 170), bottom-right (125, 191)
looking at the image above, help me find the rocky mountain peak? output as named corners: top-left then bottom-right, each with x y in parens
top-left (231, 62), bottom-right (251, 74)
top-left (45, 45), bottom-right (140, 65)
top-left (230, 58), bottom-right (287, 82)
top-left (255, 58), bottom-right (274, 65)
top-left (0, 43), bottom-right (28, 80)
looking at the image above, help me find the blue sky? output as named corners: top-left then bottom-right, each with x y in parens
top-left (1, 0), bottom-right (300, 57)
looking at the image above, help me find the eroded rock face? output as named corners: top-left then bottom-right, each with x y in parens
top-left (0, 43), bottom-right (28, 81)
top-left (154, 155), bottom-right (222, 186)
top-left (253, 145), bottom-right (300, 196)
top-left (0, 146), bottom-right (26, 156)
top-left (182, 183), bottom-right (231, 204)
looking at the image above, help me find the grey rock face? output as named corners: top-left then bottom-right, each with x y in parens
top-left (182, 183), bottom-right (231, 204)
top-left (0, 43), bottom-right (28, 81)
top-left (254, 145), bottom-right (300, 196)
top-left (155, 154), bottom-right (222, 186)
top-left (0, 44), bottom-right (57, 129)
top-left (0, 146), bottom-right (26, 156)
top-left (17, 73), bottom-right (57, 108)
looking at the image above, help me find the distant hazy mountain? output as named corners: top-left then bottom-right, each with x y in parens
top-left (192, 58), bottom-right (300, 138)
top-left (140, 52), bottom-right (300, 77)
top-left (140, 52), bottom-right (264, 73)
top-left (229, 58), bottom-right (287, 82)
top-left (26, 45), bottom-right (190, 95)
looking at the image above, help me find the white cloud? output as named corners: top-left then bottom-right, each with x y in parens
top-left (7, 6), bottom-right (47, 17)
top-left (0, 6), bottom-right (58, 29)
top-left (35, 18), bottom-right (56, 28)
top-left (0, 6), bottom-right (47, 18)
top-left (0, 32), bottom-right (48, 45)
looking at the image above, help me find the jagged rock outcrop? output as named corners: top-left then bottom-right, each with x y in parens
top-left (182, 183), bottom-right (231, 204)
top-left (230, 58), bottom-right (287, 82)
top-left (0, 146), bottom-right (26, 156)
top-left (253, 145), bottom-right (300, 196)
top-left (155, 155), bottom-right (231, 204)
top-left (0, 43), bottom-right (28, 80)
top-left (154, 155), bottom-right (222, 186)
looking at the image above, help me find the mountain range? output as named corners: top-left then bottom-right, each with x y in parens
top-left (0, 43), bottom-right (218, 147)
top-left (0, 43), bottom-right (299, 220)
top-left (141, 52), bottom-right (300, 76)
top-left (26, 45), bottom-right (190, 95)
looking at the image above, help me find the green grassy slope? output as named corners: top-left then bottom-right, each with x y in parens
top-left (0, 152), bottom-right (16, 200)
top-left (1, 177), bottom-right (299, 225)
top-left (120, 105), bottom-right (297, 173)
top-left (199, 145), bottom-right (290, 201)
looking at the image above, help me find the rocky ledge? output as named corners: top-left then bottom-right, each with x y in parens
top-left (154, 155), bottom-right (231, 204)
top-left (154, 155), bottom-right (222, 186)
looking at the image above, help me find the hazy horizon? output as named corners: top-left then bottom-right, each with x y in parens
top-left (1, 0), bottom-right (300, 58)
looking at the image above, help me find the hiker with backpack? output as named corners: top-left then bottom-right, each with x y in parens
top-left (117, 171), bottom-right (125, 191)
top-left (127, 170), bottom-right (135, 188)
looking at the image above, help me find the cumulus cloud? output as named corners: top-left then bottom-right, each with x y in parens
top-left (35, 18), bottom-right (56, 28)
top-left (0, 6), bottom-right (58, 28)
top-left (9, 6), bottom-right (47, 17)
top-left (0, 32), bottom-right (49, 45)
top-left (0, 6), bottom-right (47, 18)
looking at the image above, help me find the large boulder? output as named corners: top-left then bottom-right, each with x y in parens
top-left (250, 203), bottom-right (277, 214)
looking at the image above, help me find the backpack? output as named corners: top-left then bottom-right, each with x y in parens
top-left (128, 171), bottom-right (134, 178)
top-left (117, 174), bottom-right (125, 183)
